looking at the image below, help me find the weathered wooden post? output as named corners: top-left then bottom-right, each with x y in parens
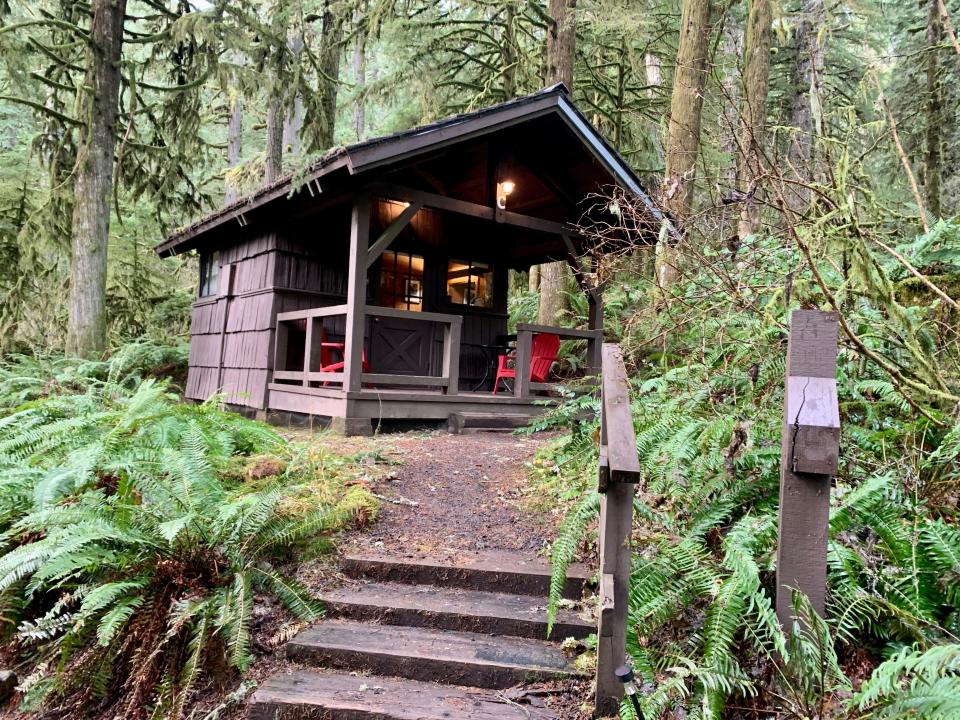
top-left (595, 344), bottom-right (641, 717)
top-left (775, 310), bottom-right (840, 627)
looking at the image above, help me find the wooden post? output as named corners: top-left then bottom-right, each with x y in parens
top-left (776, 310), bottom-right (840, 628)
top-left (442, 316), bottom-right (462, 395)
top-left (343, 194), bottom-right (371, 394)
top-left (513, 328), bottom-right (532, 398)
top-left (595, 343), bottom-right (641, 717)
top-left (587, 289), bottom-right (603, 377)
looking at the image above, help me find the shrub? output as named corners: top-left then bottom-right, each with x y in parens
top-left (0, 371), bottom-right (371, 717)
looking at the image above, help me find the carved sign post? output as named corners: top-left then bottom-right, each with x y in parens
top-left (775, 310), bottom-right (840, 627)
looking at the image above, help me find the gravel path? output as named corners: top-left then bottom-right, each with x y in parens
top-left (344, 430), bottom-right (558, 561)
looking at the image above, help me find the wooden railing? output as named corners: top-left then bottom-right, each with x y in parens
top-left (273, 305), bottom-right (462, 393)
top-left (595, 343), bottom-right (641, 716)
top-left (512, 323), bottom-right (603, 398)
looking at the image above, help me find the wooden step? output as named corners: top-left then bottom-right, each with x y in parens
top-left (247, 669), bottom-right (557, 719)
top-left (448, 412), bottom-right (535, 434)
top-left (341, 550), bottom-right (592, 600)
top-left (319, 581), bottom-right (592, 640)
top-left (285, 620), bottom-right (578, 689)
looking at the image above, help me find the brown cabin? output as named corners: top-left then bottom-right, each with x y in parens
top-left (156, 84), bottom-right (662, 435)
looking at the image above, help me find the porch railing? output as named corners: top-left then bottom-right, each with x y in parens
top-left (272, 305), bottom-right (462, 394)
top-left (512, 323), bottom-right (603, 397)
top-left (595, 343), bottom-right (641, 716)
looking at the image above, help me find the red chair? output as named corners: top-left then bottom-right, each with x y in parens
top-left (492, 333), bottom-right (560, 394)
top-left (317, 330), bottom-right (369, 386)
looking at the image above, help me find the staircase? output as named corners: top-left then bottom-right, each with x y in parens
top-left (248, 550), bottom-right (594, 719)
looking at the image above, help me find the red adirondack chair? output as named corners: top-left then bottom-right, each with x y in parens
top-left (492, 333), bottom-right (560, 394)
top-left (317, 329), bottom-right (369, 386)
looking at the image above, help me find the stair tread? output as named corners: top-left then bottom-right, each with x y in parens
top-left (341, 549), bottom-right (592, 600)
top-left (288, 620), bottom-right (575, 674)
top-left (319, 581), bottom-right (592, 638)
top-left (248, 669), bottom-right (556, 720)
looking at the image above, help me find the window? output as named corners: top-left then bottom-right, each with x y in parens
top-left (447, 259), bottom-right (493, 308)
top-left (378, 251), bottom-right (424, 311)
top-left (199, 251), bottom-right (220, 297)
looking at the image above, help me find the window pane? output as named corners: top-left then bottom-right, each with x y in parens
top-left (447, 259), bottom-right (492, 308)
top-left (379, 251), bottom-right (423, 311)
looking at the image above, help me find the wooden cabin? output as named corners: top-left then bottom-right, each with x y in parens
top-left (156, 84), bottom-right (662, 434)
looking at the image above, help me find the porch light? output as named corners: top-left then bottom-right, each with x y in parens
top-left (496, 180), bottom-right (516, 209)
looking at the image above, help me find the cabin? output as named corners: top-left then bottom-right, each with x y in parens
top-left (156, 84), bottom-right (663, 435)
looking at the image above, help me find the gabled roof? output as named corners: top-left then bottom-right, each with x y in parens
top-left (156, 84), bottom-right (663, 258)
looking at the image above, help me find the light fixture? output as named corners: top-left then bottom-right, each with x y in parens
top-left (496, 180), bottom-right (516, 209)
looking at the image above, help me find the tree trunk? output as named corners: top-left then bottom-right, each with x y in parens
top-left (546, 0), bottom-right (577, 88)
top-left (538, 0), bottom-right (577, 325)
top-left (925, 0), bottom-right (943, 219)
top-left (528, 264), bottom-right (539, 292)
top-left (737, 0), bottom-right (772, 240)
top-left (352, 6), bottom-right (366, 141)
top-left (66, 0), bottom-right (127, 358)
top-left (283, 30), bottom-right (305, 157)
top-left (318, 1), bottom-right (344, 149)
top-left (720, 16), bottom-right (743, 187)
top-left (786, 0), bottom-right (824, 213)
top-left (663, 0), bottom-right (712, 221)
top-left (503, 2), bottom-right (518, 99)
top-left (225, 94), bottom-right (242, 204)
top-left (265, 98), bottom-right (284, 183)
top-left (658, 0), bottom-right (712, 288)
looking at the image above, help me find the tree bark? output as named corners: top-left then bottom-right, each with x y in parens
top-left (352, 5), bottom-right (366, 141)
top-left (318, 0), bottom-right (344, 149)
top-left (283, 30), bottom-right (305, 157)
top-left (66, 0), bottom-right (127, 358)
top-left (538, 0), bottom-right (577, 325)
top-left (737, 0), bottom-right (772, 239)
top-left (786, 0), bottom-right (824, 213)
top-left (719, 15), bottom-right (743, 187)
top-left (546, 0), bottom-right (577, 88)
top-left (225, 93), bottom-right (242, 204)
top-left (925, 0), bottom-right (943, 219)
top-left (265, 98), bottom-right (284, 183)
top-left (663, 0), bottom-right (712, 221)
top-left (658, 0), bottom-right (712, 288)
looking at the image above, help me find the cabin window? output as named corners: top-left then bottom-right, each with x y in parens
top-left (378, 251), bottom-right (424, 311)
top-left (199, 251), bottom-right (220, 297)
top-left (447, 259), bottom-right (493, 308)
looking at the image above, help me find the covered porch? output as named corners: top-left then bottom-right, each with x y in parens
top-left (266, 187), bottom-right (604, 435)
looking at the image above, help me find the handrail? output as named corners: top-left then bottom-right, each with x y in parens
top-left (594, 342), bottom-right (640, 716)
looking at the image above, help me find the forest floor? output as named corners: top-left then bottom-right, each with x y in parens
top-left (204, 427), bottom-right (593, 720)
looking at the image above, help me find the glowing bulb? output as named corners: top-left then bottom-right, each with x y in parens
top-left (501, 180), bottom-right (515, 195)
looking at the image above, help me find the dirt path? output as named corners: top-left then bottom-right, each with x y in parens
top-left (341, 430), bottom-right (559, 561)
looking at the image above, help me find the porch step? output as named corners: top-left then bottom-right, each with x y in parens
top-left (286, 620), bottom-right (578, 689)
top-left (247, 669), bottom-right (557, 720)
top-left (448, 412), bottom-right (535, 434)
top-left (341, 550), bottom-right (593, 600)
top-left (319, 580), bottom-right (592, 640)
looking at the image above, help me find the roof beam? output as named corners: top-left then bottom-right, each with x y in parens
top-left (371, 183), bottom-right (583, 239)
top-left (365, 201), bottom-right (423, 269)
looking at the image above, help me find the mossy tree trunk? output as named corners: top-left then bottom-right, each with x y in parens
top-left (926, 0), bottom-right (943, 219)
top-left (318, 0), bottom-right (344, 150)
top-left (66, 0), bottom-right (127, 358)
top-left (658, 0), bottom-right (712, 287)
top-left (538, 0), bottom-right (577, 326)
top-left (737, 0), bottom-right (772, 240)
top-left (786, 0), bottom-right (825, 213)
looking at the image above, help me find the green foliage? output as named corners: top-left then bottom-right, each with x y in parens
top-left (539, 218), bottom-right (960, 718)
top-left (0, 356), bottom-right (373, 717)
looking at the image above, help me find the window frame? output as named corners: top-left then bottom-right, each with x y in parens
top-left (199, 250), bottom-right (220, 298)
top-left (446, 258), bottom-right (494, 309)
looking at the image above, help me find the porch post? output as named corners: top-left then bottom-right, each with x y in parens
top-left (338, 193), bottom-right (373, 436)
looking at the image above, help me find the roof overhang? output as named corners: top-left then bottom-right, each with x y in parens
top-left (156, 84), bottom-right (663, 258)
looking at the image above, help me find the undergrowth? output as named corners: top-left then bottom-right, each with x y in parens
top-left (0, 345), bottom-right (376, 718)
top-left (538, 221), bottom-right (960, 719)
